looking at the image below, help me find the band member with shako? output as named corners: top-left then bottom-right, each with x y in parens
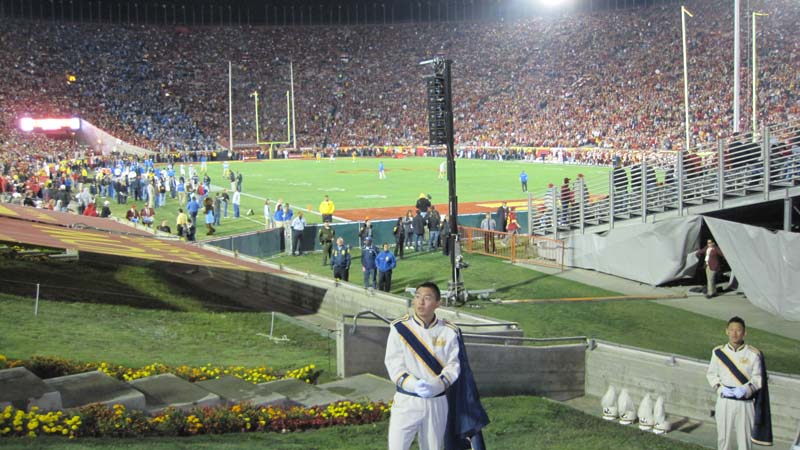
top-left (384, 282), bottom-right (489, 450)
top-left (706, 316), bottom-right (772, 450)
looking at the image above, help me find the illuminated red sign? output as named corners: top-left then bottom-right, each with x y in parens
top-left (19, 117), bottom-right (81, 132)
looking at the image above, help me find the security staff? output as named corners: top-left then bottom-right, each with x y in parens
top-left (318, 220), bottom-right (336, 266)
top-left (361, 236), bottom-right (379, 289)
top-left (330, 237), bottom-right (351, 281)
top-left (319, 194), bottom-right (336, 223)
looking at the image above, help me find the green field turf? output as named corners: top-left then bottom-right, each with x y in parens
top-left (104, 158), bottom-right (610, 238)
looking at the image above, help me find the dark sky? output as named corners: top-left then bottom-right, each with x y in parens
top-left (1, 0), bottom-right (662, 26)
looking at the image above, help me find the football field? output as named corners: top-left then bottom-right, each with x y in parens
top-left (123, 157), bottom-right (610, 238)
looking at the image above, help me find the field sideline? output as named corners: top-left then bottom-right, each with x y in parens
top-left (108, 157), bottom-right (610, 238)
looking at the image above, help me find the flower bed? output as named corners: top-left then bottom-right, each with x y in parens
top-left (1, 401), bottom-right (390, 439)
top-left (0, 354), bottom-right (390, 439)
top-left (5, 356), bottom-right (320, 384)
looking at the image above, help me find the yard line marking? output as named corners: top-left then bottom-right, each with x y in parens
top-left (498, 294), bottom-right (686, 304)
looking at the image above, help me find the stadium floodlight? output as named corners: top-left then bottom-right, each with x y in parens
top-left (534, 0), bottom-right (573, 9)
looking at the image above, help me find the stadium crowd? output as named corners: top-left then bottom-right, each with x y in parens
top-left (1, 0), bottom-right (798, 233)
top-left (1, 0), bottom-right (798, 162)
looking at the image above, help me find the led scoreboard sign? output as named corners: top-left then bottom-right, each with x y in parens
top-left (19, 117), bottom-right (81, 133)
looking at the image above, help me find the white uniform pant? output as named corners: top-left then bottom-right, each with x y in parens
top-left (388, 392), bottom-right (448, 450)
top-left (715, 397), bottom-right (754, 450)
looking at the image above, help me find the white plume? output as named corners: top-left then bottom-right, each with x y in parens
top-left (601, 385), bottom-right (618, 420)
top-left (617, 388), bottom-right (637, 425)
top-left (637, 393), bottom-right (654, 430)
top-left (653, 395), bottom-right (670, 434)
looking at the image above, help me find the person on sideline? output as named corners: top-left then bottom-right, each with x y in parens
top-left (393, 216), bottom-right (405, 258)
top-left (706, 316), bottom-right (772, 450)
top-left (263, 198), bottom-right (274, 229)
top-left (384, 282), bottom-right (488, 450)
top-left (361, 236), bottom-right (379, 289)
top-left (480, 211), bottom-right (496, 253)
top-left (330, 237), bottom-right (351, 282)
top-left (318, 220), bottom-right (336, 266)
top-left (376, 242), bottom-right (397, 292)
top-left (291, 211), bottom-right (306, 256)
top-left (176, 208), bottom-right (189, 239)
top-left (204, 203), bottom-right (216, 235)
top-left (696, 239), bottom-right (725, 298)
top-left (319, 194), bottom-right (336, 223)
top-left (232, 189), bottom-right (241, 218)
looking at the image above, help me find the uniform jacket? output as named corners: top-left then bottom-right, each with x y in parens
top-left (318, 226), bottom-right (335, 244)
top-left (331, 245), bottom-right (351, 269)
top-left (376, 250), bottom-right (397, 272)
top-left (361, 245), bottom-right (378, 270)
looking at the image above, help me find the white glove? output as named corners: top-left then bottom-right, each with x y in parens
top-left (733, 386), bottom-right (748, 399)
top-left (720, 387), bottom-right (736, 398)
top-left (415, 379), bottom-right (434, 398)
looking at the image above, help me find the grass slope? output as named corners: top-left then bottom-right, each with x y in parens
top-left (0, 294), bottom-right (333, 373)
top-left (270, 250), bottom-right (618, 300)
top-left (271, 250), bottom-right (800, 374)
top-left (4, 251), bottom-right (797, 375)
top-left (477, 300), bottom-right (800, 375)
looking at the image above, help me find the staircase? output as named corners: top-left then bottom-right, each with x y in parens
top-left (0, 367), bottom-right (394, 415)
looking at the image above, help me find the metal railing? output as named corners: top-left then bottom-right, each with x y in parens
top-left (459, 226), bottom-right (564, 269)
top-left (523, 119), bottom-right (800, 237)
top-left (346, 311), bottom-right (520, 334)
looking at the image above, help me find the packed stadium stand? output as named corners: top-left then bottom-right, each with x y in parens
top-left (1, 0), bottom-right (798, 160)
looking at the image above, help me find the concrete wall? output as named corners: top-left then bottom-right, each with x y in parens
top-left (585, 340), bottom-right (800, 442)
top-left (338, 323), bottom-right (585, 400)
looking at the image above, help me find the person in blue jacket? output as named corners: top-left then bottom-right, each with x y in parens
top-left (376, 242), bottom-right (398, 292)
top-left (330, 237), bottom-right (351, 282)
top-left (186, 195), bottom-right (200, 226)
top-left (361, 236), bottom-right (379, 289)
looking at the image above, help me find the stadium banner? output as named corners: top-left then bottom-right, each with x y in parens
top-left (0, 217), bottom-right (270, 273)
top-left (0, 203), bottom-right (152, 236)
top-left (705, 217), bottom-right (800, 321)
top-left (564, 215), bottom-right (703, 286)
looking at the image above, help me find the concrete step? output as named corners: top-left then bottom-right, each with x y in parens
top-left (43, 370), bottom-right (145, 411)
top-left (0, 367), bottom-right (62, 412)
top-left (127, 373), bottom-right (221, 415)
top-left (196, 375), bottom-right (288, 407)
top-left (257, 378), bottom-right (345, 408)
top-left (319, 373), bottom-right (396, 403)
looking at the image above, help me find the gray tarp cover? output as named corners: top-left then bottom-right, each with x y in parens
top-left (566, 215), bottom-right (800, 321)
top-left (705, 217), bottom-right (800, 321)
top-left (566, 215), bottom-right (703, 286)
